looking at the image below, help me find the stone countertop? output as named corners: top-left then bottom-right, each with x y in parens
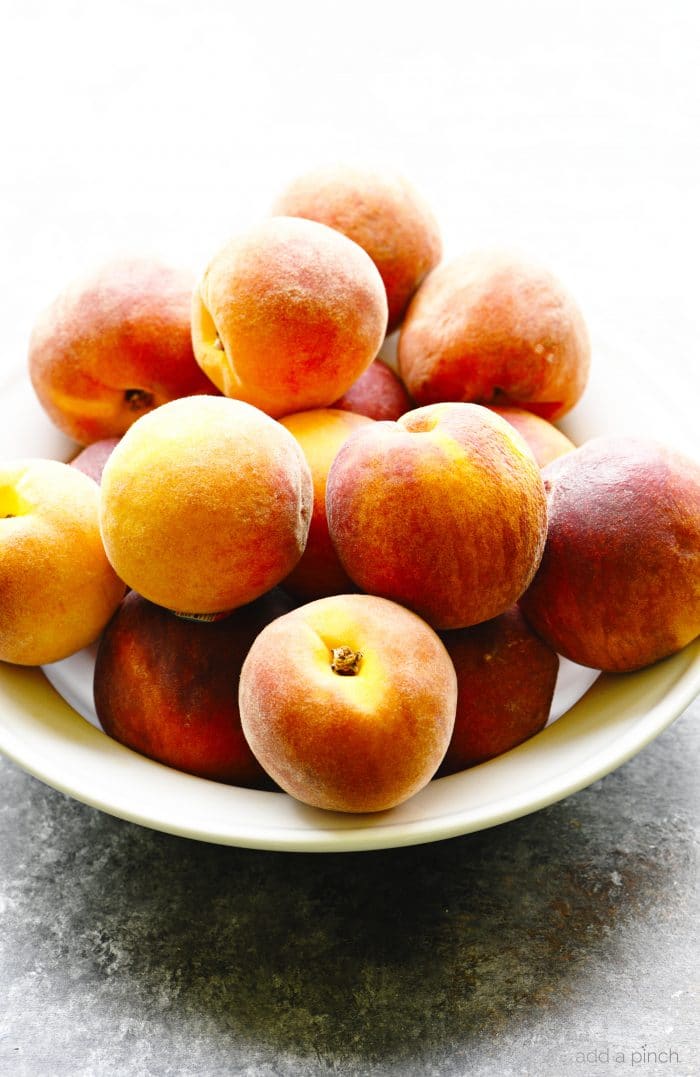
top-left (1, 696), bottom-right (698, 1077)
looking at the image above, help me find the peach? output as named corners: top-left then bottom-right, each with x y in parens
top-left (0, 459), bottom-right (125, 665)
top-left (437, 606), bottom-right (559, 775)
top-left (94, 589), bottom-right (295, 786)
top-left (70, 437), bottom-right (120, 483)
top-left (239, 594), bottom-right (457, 812)
top-left (280, 409), bottom-right (374, 599)
top-left (520, 436), bottom-right (700, 671)
top-left (487, 405), bottom-right (575, 467)
top-left (398, 250), bottom-right (590, 420)
top-left (326, 402), bottom-right (548, 629)
top-left (272, 165), bottom-right (442, 331)
top-left (99, 396), bottom-right (313, 615)
top-left (28, 257), bottom-right (215, 445)
top-left (191, 217), bottom-right (388, 418)
top-left (332, 359), bottom-right (413, 422)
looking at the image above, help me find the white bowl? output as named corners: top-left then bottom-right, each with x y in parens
top-left (1, 365), bottom-right (698, 851)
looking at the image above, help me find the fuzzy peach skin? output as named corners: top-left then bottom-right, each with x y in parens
top-left (520, 436), bottom-right (700, 672)
top-left (239, 594), bottom-right (458, 813)
top-left (191, 217), bottom-right (388, 418)
top-left (28, 257), bottom-right (215, 445)
top-left (280, 409), bottom-right (374, 599)
top-left (437, 606), bottom-right (559, 775)
top-left (326, 403), bottom-right (548, 630)
top-left (487, 406), bottom-right (575, 468)
top-left (94, 589), bottom-right (295, 787)
top-left (99, 396), bottom-right (313, 615)
top-left (332, 358), bottom-right (413, 422)
top-left (0, 459), bottom-right (125, 665)
top-left (271, 165), bottom-right (442, 331)
top-left (398, 250), bottom-right (590, 420)
top-left (70, 437), bottom-right (120, 484)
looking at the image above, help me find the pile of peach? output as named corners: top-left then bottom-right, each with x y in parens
top-left (2, 165), bottom-right (699, 813)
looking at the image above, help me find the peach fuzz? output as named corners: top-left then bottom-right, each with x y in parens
top-left (438, 606), bottom-right (559, 775)
top-left (0, 459), bottom-right (125, 665)
top-left (94, 589), bottom-right (296, 787)
top-left (99, 396), bottom-right (312, 615)
top-left (272, 165), bottom-right (442, 331)
top-left (487, 405), bottom-right (575, 468)
top-left (332, 359), bottom-right (413, 422)
top-left (520, 436), bottom-right (700, 672)
top-left (239, 594), bottom-right (457, 813)
top-left (280, 409), bottom-right (374, 599)
top-left (326, 403), bottom-right (548, 630)
top-left (398, 250), bottom-right (590, 420)
top-left (28, 257), bottom-right (215, 445)
top-left (191, 217), bottom-right (388, 418)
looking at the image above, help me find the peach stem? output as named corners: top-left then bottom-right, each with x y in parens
top-left (124, 388), bottom-right (155, 411)
top-left (330, 646), bottom-right (363, 675)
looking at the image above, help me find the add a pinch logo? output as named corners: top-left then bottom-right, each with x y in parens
top-left (574, 1044), bottom-right (681, 1066)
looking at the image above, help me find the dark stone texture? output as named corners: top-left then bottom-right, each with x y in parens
top-left (1, 698), bottom-right (698, 1077)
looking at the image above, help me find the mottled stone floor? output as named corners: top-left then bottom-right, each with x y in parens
top-left (1, 697), bottom-right (697, 1077)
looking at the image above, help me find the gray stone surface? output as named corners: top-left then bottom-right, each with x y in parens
top-left (1, 698), bottom-right (697, 1077)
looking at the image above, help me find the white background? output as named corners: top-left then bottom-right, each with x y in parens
top-left (1, 0), bottom-right (698, 455)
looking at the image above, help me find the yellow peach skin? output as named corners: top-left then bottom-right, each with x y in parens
top-left (487, 405), bottom-right (575, 467)
top-left (191, 217), bottom-right (388, 418)
top-left (239, 594), bottom-right (458, 812)
top-left (99, 396), bottom-right (313, 615)
top-left (326, 403), bottom-right (548, 629)
top-left (0, 460), bottom-right (125, 665)
top-left (280, 408), bottom-right (374, 599)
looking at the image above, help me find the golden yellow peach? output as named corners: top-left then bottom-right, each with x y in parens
top-left (0, 459), bottom-right (125, 665)
top-left (99, 396), bottom-right (313, 615)
top-left (280, 408), bottom-right (374, 599)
